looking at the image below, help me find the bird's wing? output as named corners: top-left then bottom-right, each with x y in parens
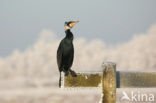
top-left (57, 40), bottom-right (63, 71)
top-left (69, 44), bottom-right (74, 68)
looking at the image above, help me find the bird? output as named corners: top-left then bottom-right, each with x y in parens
top-left (57, 21), bottom-right (79, 87)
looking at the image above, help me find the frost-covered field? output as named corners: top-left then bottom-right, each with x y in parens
top-left (0, 89), bottom-right (100, 103)
top-left (0, 84), bottom-right (155, 103)
top-left (0, 79), bottom-right (101, 103)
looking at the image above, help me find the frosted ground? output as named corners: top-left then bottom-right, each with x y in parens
top-left (0, 25), bottom-right (156, 103)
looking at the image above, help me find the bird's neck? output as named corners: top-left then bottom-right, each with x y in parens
top-left (65, 29), bottom-right (74, 40)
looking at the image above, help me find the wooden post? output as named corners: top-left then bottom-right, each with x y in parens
top-left (102, 62), bottom-right (116, 103)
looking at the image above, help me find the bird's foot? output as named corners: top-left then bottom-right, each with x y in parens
top-left (65, 71), bottom-right (69, 76)
top-left (70, 70), bottom-right (77, 77)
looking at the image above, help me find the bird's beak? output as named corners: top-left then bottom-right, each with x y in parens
top-left (70, 21), bottom-right (79, 28)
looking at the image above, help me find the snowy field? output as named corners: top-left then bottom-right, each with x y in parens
top-left (0, 78), bottom-right (101, 103)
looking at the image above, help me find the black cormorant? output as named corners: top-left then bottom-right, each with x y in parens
top-left (57, 21), bottom-right (79, 87)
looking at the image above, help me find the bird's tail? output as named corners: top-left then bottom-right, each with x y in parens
top-left (59, 72), bottom-right (61, 88)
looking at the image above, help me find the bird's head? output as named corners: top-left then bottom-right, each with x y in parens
top-left (64, 21), bottom-right (79, 31)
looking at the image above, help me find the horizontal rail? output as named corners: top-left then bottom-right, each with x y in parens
top-left (117, 71), bottom-right (156, 88)
top-left (61, 71), bottom-right (156, 88)
top-left (61, 72), bottom-right (102, 88)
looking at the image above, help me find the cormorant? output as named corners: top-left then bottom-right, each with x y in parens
top-left (57, 21), bottom-right (79, 87)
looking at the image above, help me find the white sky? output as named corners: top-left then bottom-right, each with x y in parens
top-left (0, 0), bottom-right (156, 57)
